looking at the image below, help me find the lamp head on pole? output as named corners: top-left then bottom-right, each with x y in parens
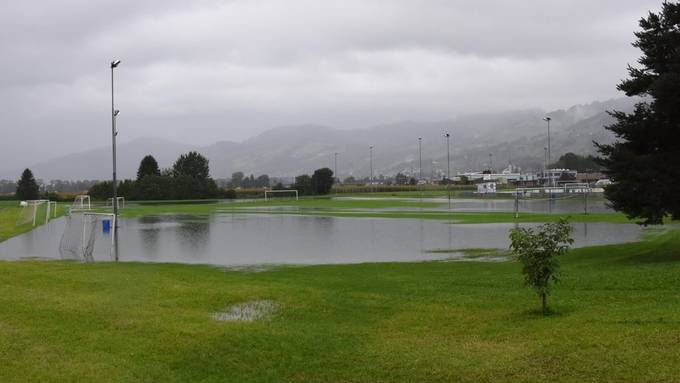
top-left (445, 133), bottom-right (450, 138)
top-left (111, 60), bottom-right (121, 68)
top-left (543, 117), bottom-right (551, 122)
top-left (113, 109), bottom-right (120, 116)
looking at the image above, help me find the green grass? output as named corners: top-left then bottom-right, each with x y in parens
top-left (222, 209), bottom-right (638, 224)
top-left (0, 229), bottom-right (678, 382)
top-left (111, 197), bottom-right (640, 224)
top-left (0, 201), bottom-right (66, 242)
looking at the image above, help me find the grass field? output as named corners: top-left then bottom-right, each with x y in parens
top-left (111, 197), bottom-right (640, 224)
top-left (0, 229), bottom-right (678, 382)
top-left (0, 200), bottom-right (66, 242)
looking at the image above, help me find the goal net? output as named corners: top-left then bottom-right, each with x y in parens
top-left (264, 189), bottom-right (299, 201)
top-left (106, 197), bottom-right (125, 209)
top-left (59, 212), bottom-right (116, 262)
top-left (16, 200), bottom-right (53, 227)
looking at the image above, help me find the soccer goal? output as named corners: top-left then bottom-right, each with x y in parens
top-left (72, 195), bottom-right (91, 210)
top-left (16, 200), bottom-right (54, 227)
top-left (59, 212), bottom-right (116, 262)
top-left (106, 197), bottom-right (125, 209)
top-left (264, 189), bottom-right (299, 201)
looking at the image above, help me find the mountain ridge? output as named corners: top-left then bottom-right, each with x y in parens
top-left (0, 97), bottom-right (637, 181)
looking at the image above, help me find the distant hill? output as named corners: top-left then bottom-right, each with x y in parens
top-left (0, 137), bottom-right (196, 181)
top-left (1, 98), bottom-right (638, 181)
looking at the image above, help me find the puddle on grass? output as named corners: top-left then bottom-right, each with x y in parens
top-left (446, 253), bottom-right (511, 263)
top-left (211, 300), bottom-right (279, 322)
top-left (214, 265), bottom-right (276, 273)
top-left (0, 214), bottom-right (644, 266)
top-left (431, 248), bottom-right (512, 263)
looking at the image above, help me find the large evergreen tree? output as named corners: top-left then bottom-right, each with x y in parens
top-left (311, 168), bottom-right (334, 195)
top-left (137, 155), bottom-right (161, 181)
top-left (596, 2), bottom-right (680, 225)
top-left (293, 174), bottom-right (313, 195)
top-left (172, 151), bottom-right (210, 179)
top-left (15, 168), bottom-right (40, 200)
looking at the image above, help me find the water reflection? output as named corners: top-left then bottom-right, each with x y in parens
top-left (0, 214), bottom-right (643, 266)
top-left (138, 216), bottom-right (161, 258)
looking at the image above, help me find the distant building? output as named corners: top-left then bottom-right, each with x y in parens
top-left (460, 165), bottom-right (522, 184)
top-left (576, 172), bottom-right (606, 185)
top-left (540, 169), bottom-right (578, 186)
top-left (476, 181), bottom-right (497, 194)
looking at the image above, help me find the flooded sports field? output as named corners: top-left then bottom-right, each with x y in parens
top-left (334, 196), bottom-right (612, 214)
top-left (0, 214), bottom-right (643, 266)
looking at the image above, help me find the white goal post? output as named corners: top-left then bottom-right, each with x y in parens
top-left (72, 195), bottom-right (91, 210)
top-left (264, 189), bottom-right (299, 201)
top-left (17, 200), bottom-right (54, 227)
top-left (59, 212), bottom-right (116, 262)
top-left (107, 197), bottom-right (125, 209)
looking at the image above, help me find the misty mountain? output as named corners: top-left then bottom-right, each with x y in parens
top-left (0, 137), bottom-right (196, 181)
top-left (1, 98), bottom-right (637, 181)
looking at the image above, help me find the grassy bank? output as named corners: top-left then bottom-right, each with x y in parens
top-left (0, 201), bottom-right (66, 242)
top-left (0, 229), bottom-right (678, 382)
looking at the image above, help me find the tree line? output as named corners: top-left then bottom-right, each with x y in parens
top-left (88, 152), bottom-right (222, 200)
top-left (1, 178), bottom-right (100, 194)
top-left (291, 168), bottom-right (335, 195)
top-left (549, 153), bottom-right (603, 172)
top-left (226, 172), bottom-right (271, 188)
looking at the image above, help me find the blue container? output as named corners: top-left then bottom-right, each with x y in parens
top-left (102, 219), bottom-right (111, 233)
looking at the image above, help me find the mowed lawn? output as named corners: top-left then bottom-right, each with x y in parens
top-left (0, 230), bottom-right (679, 382)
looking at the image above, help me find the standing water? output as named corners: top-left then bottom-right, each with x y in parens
top-left (0, 214), bottom-right (642, 266)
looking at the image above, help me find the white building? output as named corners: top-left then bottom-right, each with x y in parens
top-left (476, 182), bottom-right (497, 194)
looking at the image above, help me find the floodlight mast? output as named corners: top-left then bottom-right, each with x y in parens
top-left (110, 59), bottom-right (120, 261)
top-left (543, 116), bottom-right (552, 187)
top-left (445, 133), bottom-right (451, 210)
top-left (418, 137), bottom-right (422, 181)
top-left (369, 145), bottom-right (374, 191)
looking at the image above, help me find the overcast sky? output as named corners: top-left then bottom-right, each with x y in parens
top-left (0, 0), bottom-right (662, 168)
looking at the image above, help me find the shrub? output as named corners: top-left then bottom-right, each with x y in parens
top-left (509, 218), bottom-right (574, 314)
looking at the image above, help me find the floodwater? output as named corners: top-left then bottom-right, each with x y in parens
top-left (335, 196), bottom-right (612, 214)
top-left (0, 214), bottom-right (642, 266)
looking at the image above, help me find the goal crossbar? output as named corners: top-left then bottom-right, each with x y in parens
top-left (264, 189), bottom-right (299, 201)
top-left (72, 195), bottom-right (91, 210)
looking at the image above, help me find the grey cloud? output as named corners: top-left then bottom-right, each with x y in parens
top-left (0, 0), bottom-right (663, 173)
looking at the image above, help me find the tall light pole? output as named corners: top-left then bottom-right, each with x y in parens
top-left (445, 133), bottom-right (451, 209)
top-left (334, 152), bottom-right (338, 182)
top-left (544, 147), bottom-right (548, 186)
top-left (543, 117), bottom-right (552, 186)
top-left (110, 59), bottom-right (121, 260)
top-left (369, 145), bottom-right (374, 188)
top-left (418, 137), bottom-right (422, 181)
